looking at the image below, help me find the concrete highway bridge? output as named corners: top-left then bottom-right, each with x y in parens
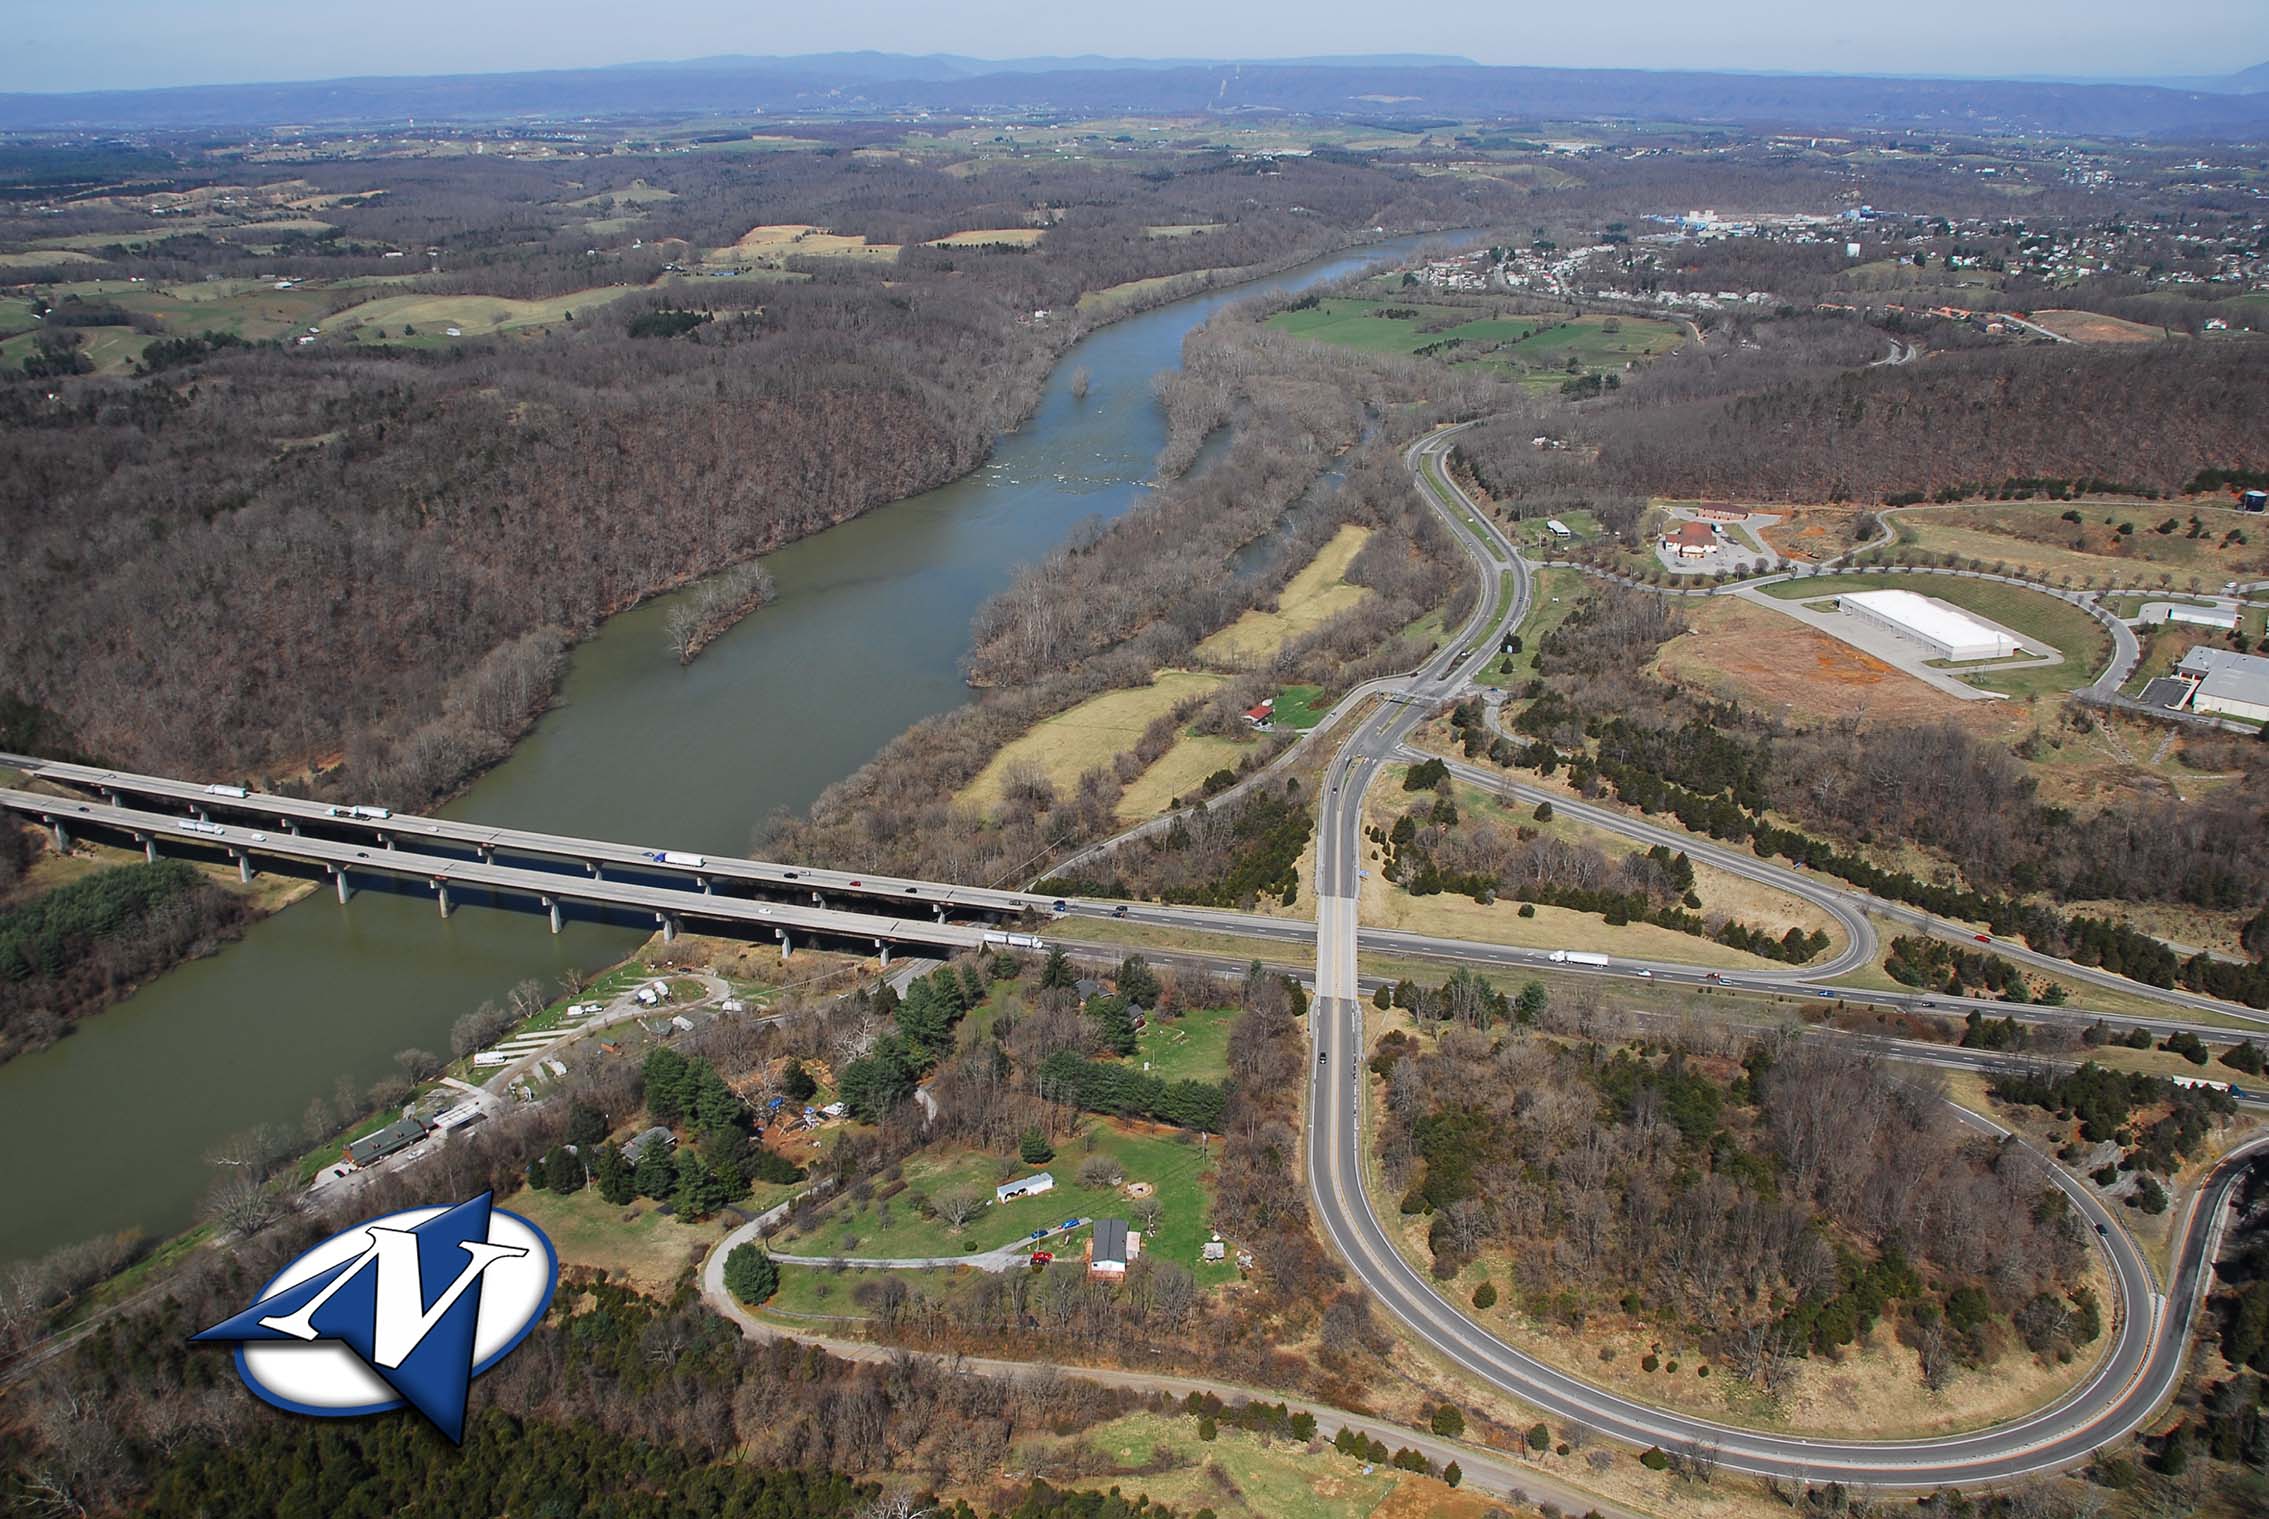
top-left (0, 755), bottom-right (1053, 961)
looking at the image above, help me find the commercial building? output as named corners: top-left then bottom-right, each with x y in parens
top-left (2174, 647), bottom-right (2269, 723)
top-left (2146, 604), bottom-right (2241, 632)
top-left (346, 1117), bottom-right (430, 1169)
top-left (1663, 520), bottom-right (1716, 559)
top-left (1836, 589), bottom-right (2023, 661)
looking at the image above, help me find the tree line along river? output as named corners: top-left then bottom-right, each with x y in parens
top-left (0, 232), bottom-right (1455, 1263)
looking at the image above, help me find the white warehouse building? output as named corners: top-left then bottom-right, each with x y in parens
top-left (1836, 589), bottom-right (2023, 661)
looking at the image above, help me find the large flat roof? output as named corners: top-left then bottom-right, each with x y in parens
top-left (1839, 588), bottom-right (2018, 652)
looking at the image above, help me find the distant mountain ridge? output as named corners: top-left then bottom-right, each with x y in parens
top-left (2, 52), bottom-right (2266, 138)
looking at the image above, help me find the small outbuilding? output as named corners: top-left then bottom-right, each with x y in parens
top-left (622, 1126), bottom-right (677, 1165)
top-left (997, 1171), bottom-right (1055, 1203)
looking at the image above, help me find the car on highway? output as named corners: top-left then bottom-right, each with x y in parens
top-left (1318, 1049), bottom-right (1328, 1063)
top-left (1112, 905), bottom-right (1128, 918)
top-left (1052, 899), bottom-right (1068, 912)
top-left (2095, 1223), bottom-right (2109, 1237)
top-left (1704, 972), bottom-right (1724, 982)
top-left (848, 879), bottom-right (861, 887)
top-left (784, 870), bottom-right (800, 879)
top-left (1635, 968), bottom-right (1653, 978)
top-left (249, 832), bottom-right (266, 842)
top-left (1974, 933), bottom-right (1992, 944)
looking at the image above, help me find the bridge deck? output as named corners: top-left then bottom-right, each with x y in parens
top-left (1, 788), bottom-right (1001, 952)
top-left (1, 755), bottom-right (1049, 915)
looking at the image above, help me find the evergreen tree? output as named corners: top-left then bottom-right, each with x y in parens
top-left (1084, 992), bottom-right (1139, 1055)
top-left (544, 1144), bottom-right (585, 1196)
top-left (1020, 1128), bottom-right (1054, 1166)
top-left (642, 1047), bottom-right (693, 1125)
top-left (781, 1060), bottom-right (818, 1101)
top-left (632, 1142), bottom-right (675, 1199)
top-left (564, 1101), bottom-right (607, 1149)
top-left (722, 1243), bottom-right (780, 1306)
top-left (1041, 945), bottom-right (1075, 990)
top-left (1116, 954), bottom-right (1161, 1006)
top-left (594, 1143), bottom-right (634, 1205)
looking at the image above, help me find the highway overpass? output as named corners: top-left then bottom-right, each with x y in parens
top-left (0, 785), bottom-right (1030, 961)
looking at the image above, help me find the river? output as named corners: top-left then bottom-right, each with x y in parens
top-left (0, 232), bottom-right (1453, 1263)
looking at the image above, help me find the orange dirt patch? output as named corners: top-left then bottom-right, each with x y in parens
top-left (2029, 309), bottom-right (2167, 344)
top-left (1652, 600), bottom-right (2022, 734)
top-left (1758, 503), bottom-right (1867, 562)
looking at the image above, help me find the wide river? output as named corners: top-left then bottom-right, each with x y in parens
top-left (1, 232), bottom-right (1453, 1262)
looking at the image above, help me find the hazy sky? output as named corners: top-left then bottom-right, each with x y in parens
top-left (8, 0), bottom-right (2267, 94)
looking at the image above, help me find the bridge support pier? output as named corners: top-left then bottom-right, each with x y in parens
top-left (585, 860), bottom-right (602, 880)
top-left (695, 875), bottom-right (710, 896)
top-left (776, 928), bottom-right (791, 962)
top-left (658, 913), bottom-right (679, 944)
top-left (933, 904), bottom-right (946, 922)
top-left (49, 820), bottom-right (66, 852)
top-left (140, 835), bottom-right (157, 864)
top-left (477, 845), bottom-right (491, 862)
top-left (283, 819), bottom-right (299, 835)
top-left (381, 831), bottom-right (395, 851)
top-left (334, 868), bottom-right (352, 905)
top-left (543, 896), bottom-right (562, 934)
top-left (875, 940), bottom-right (890, 968)
top-left (436, 882), bottom-right (451, 919)
top-left (237, 853), bottom-right (253, 885)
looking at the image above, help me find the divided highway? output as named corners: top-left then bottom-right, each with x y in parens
top-left (4, 426), bottom-right (2260, 1491)
top-left (1297, 424), bottom-right (2263, 1485)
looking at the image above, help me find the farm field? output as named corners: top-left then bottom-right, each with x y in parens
top-left (1115, 731), bottom-right (1256, 821)
top-left (960, 670), bottom-right (1227, 813)
top-left (1269, 297), bottom-right (1685, 387)
top-left (770, 1120), bottom-right (1236, 1285)
top-left (331, 286), bottom-right (635, 343)
top-left (1075, 266), bottom-right (1238, 314)
top-left (928, 226), bottom-right (1045, 246)
top-left (722, 222), bottom-right (900, 263)
top-left (1889, 501), bottom-right (2269, 586)
top-left (2027, 308), bottom-right (2170, 343)
top-left (1195, 524), bottom-right (1374, 665)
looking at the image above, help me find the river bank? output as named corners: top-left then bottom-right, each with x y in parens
top-left (0, 230), bottom-right (1465, 1265)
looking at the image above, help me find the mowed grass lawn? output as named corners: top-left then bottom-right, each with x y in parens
top-left (773, 1121), bottom-right (1233, 1283)
top-left (1765, 571), bottom-right (2111, 694)
top-left (1133, 1005), bottom-right (1238, 1083)
top-left (1195, 524), bottom-right (1374, 666)
top-left (505, 1185), bottom-right (739, 1296)
top-left (960, 670), bottom-right (1226, 813)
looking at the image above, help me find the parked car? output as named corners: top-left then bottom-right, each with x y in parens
top-left (1029, 1251), bottom-right (1053, 1266)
